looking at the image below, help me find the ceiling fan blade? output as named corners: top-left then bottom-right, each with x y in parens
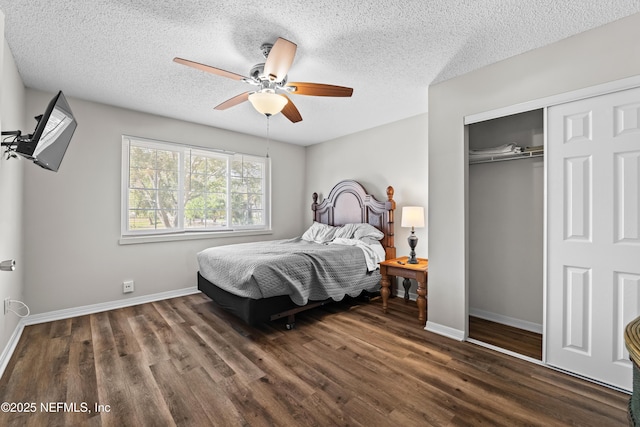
top-left (279, 95), bottom-right (302, 123)
top-left (174, 57), bottom-right (248, 81)
top-left (263, 38), bottom-right (297, 82)
top-left (286, 82), bottom-right (353, 97)
top-left (214, 92), bottom-right (250, 110)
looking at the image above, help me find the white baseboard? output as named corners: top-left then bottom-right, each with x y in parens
top-left (24, 287), bottom-right (199, 326)
top-left (469, 307), bottom-right (542, 334)
top-left (0, 321), bottom-right (26, 381)
top-left (0, 286), bottom-right (200, 379)
top-left (425, 321), bottom-right (465, 341)
top-left (394, 289), bottom-right (465, 341)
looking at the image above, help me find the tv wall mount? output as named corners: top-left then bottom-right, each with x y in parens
top-left (1, 129), bottom-right (30, 159)
top-left (2, 112), bottom-right (44, 160)
top-left (2, 130), bottom-right (22, 159)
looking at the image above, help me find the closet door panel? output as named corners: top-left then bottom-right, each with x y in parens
top-left (563, 156), bottom-right (592, 241)
top-left (562, 266), bottom-right (591, 353)
top-left (547, 86), bottom-right (640, 392)
top-left (614, 151), bottom-right (640, 244)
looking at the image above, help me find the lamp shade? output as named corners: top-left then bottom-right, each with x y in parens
top-left (401, 206), bottom-right (425, 228)
top-left (248, 91), bottom-right (288, 116)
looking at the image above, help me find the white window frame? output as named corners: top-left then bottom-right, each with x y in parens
top-left (120, 135), bottom-right (271, 244)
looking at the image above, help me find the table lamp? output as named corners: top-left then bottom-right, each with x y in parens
top-left (401, 206), bottom-right (425, 264)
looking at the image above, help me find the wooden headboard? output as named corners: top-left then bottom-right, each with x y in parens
top-left (311, 180), bottom-right (396, 260)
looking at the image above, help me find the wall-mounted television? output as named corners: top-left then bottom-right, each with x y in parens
top-left (1, 91), bottom-right (77, 172)
top-left (18, 91), bottom-right (77, 171)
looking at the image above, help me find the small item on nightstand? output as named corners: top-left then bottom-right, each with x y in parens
top-left (397, 260), bottom-right (405, 265)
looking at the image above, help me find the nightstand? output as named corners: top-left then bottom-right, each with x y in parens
top-left (379, 256), bottom-right (428, 325)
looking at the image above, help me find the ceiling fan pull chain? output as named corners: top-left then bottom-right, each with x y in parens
top-left (265, 115), bottom-right (271, 158)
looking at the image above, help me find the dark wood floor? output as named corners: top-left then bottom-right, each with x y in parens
top-left (468, 316), bottom-right (543, 360)
top-left (0, 293), bottom-right (629, 426)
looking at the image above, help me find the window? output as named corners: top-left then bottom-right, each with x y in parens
top-left (121, 136), bottom-right (270, 238)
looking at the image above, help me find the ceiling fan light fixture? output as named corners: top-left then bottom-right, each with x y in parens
top-left (248, 91), bottom-right (288, 116)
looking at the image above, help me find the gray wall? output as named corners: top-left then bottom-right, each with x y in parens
top-left (22, 89), bottom-right (307, 314)
top-left (428, 12), bottom-right (640, 336)
top-left (469, 158), bottom-right (544, 327)
top-left (0, 21), bottom-right (26, 355)
top-left (305, 113), bottom-right (429, 295)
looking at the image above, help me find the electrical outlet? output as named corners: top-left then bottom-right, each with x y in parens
top-left (123, 280), bottom-right (134, 294)
top-left (4, 298), bottom-right (10, 315)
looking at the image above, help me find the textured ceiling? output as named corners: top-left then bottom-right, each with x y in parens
top-left (1, 1), bottom-right (639, 146)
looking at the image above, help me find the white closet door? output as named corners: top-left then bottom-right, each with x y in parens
top-left (547, 86), bottom-right (640, 391)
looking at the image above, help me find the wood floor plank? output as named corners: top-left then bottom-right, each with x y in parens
top-left (191, 324), bottom-right (266, 385)
top-left (65, 315), bottom-right (100, 426)
top-left (468, 316), bottom-right (542, 360)
top-left (152, 298), bottom-right (187, 326)
top-left (182, 367), bottom-right (247, 427)
top-left (149, 359), bottom-right (220, 426)
top-left (49, 317), bottom-right (72, 339)
top-left (174, 321), bottom-right (235, 382)
top-left (0, 294), bottom-right (629, 426)
top-left (127, 313), bottom-right (170, 366)
top-left (117, 352), bottom-right (177, 426)
top-left (107, 308), bottom-right (142, 358)
top-left (299, 391), bottom-right (350, 426)
top-left (91, 311), bottom-right (143, 427)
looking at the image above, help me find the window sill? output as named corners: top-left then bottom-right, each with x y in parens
top-left (119, 229), bottom-right (273, 245)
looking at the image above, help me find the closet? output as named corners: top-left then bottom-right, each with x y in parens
top-left (463, 80), bottom-right (640, 391)
top-left (467, 109), bottom-right (544, 360)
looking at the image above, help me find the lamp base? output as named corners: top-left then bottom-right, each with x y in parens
top-left (407, 231), bottom-right (419, 264)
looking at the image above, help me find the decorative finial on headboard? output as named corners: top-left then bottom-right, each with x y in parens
top-left (312, 192), bottom-right (319, 221)
top-left (386, 186), bottom-right (396, 258)
top-left (386, 186), bottom-right (396, 210)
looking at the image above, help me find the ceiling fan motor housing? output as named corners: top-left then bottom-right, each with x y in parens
top-left (249, 63), bottom-right (265, 80)
top-left (249, 63), bottom-right (287, 86)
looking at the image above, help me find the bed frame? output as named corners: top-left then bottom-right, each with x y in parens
top-left (197, 180), bottom-right (396, 329)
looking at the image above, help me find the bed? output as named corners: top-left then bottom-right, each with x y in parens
top-left (197, 179), bottom-right (396, 329)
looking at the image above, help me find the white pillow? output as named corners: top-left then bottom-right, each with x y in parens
top-left (358, 236), bottom-right (381, 246)
top-left (353, 223), bottom-right (384, 241)
top-left (301, 222), bottom-right (337, 243)
top-left (302, 222), bottom-right (384, 243)
top-left (333, 223), bottom-right (359, 239)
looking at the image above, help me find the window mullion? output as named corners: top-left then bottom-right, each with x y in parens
top-left (226, 156), bottom-right (232, 230)
top-left (177, 149), bottom-right (186, 231)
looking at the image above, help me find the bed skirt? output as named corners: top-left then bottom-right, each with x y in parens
top-left (197, 272), bottom-right (378, 327)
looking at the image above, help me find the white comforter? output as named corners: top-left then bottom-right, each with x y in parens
top-left (330, 237), bottom-right (386, 271)
top-left (197, 237), bottom-right (383, 305)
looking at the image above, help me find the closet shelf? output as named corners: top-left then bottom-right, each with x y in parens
top-left (469, 150), bottom-right (544, 165)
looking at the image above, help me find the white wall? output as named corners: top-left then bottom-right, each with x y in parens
top-left (22, 90), bottom-right (307, 314)
top-left (428, 13), bottom-right (640, 336)
top-left (305, 113), bottom-right (428, 295)
top-left (0, 21), bottom-right (27, 356)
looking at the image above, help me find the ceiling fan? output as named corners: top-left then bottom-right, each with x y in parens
top-left (173, 37), bottom-right (353, 123)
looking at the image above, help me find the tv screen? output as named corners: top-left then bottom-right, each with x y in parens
top-left (15, 91), bottom-right (77, 172)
